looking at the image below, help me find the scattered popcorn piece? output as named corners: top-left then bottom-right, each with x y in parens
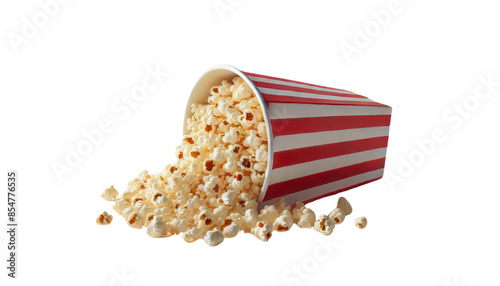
top-left (296, 206), bottom-right (316, 228)
top-left (222, 220), bottom-right (240, 238)
top-left (337, 197), bottom-right (352, 215)
top-left (171, 218), bottom-right (189, 234)
top-left (259, 205), bottom-right (280, 224)
top-left (127, 211), bottom-right (145, 229)
top-left (146, 216), bottom-right (168, 238)
top-left (355, 216), bottom-right (367, 229)
top-left (96, 211), bottom-right (113, 225)
top-left (273, 214), bottom-right (293, 232)
top-left (101, 186), bottom-right (119, 201)
top-left (242, 209), bottom-right (259, 231)
top-left (328, 208), bottom-right (346, 224)
top-left (113, 199), bottom-right (131, 214)
top-left (181, 227), bottom-right (204, 243)
top-left (251, 221), bottom-right (273, 241)
top-left (204, 228), bottom-right (224, 247)
top-left (122, 207), bottom-right (134, 220)
top-left (314, 215), bottom-right (335, 236)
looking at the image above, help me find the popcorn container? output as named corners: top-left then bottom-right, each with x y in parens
top-left (184, 65), bottom-right (392, 207)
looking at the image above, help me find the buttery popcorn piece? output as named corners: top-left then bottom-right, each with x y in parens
top-left (328, 208), bottom-right (346, 224)
top-left (355, 216), bottom-right (368, 229)
top-left (127, 211), bottom-right (145, 229)
top-left (251, 221), bottom-right (273, 242)
top-left (204, 228), bottom-right (224, 247)
top-left (314, 215), bottom-right (335, 236)
top-left (96, 211), bottom-right (113, 225)
top-left (337, 197), bottom-right (352, 215)
top-left (101, 186), bottom-right (119, 201)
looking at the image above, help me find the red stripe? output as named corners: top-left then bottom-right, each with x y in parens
top-left (252, 81), bottom-right (367, 99)
top-left (263, 158), bottom-right (386, 201)
top-left (271, 114), bottom-right (391, 137)
top-left (260, 94), bottom-right (388, 107)
top-left (273, 136), bottom-right (389, 168)
top-left (243, 71), bottom-right (354, 94)
top-left (301, 177), bottom-right (382, 204)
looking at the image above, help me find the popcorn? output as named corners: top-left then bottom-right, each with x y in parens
top-left (181, 227), bottom-right (204, 243)
top-left (204, 228), bottom-right (224, 247)
top-left (355, 216), bottom-right (367, 229)
top-left (212, 205), bottom-right (230, 222)
top-left (255, 149), bottom-right (268, 163)
top-left (238, 110), bottom-right (257, 129)
top-left (222, 127), bottom-right (239, 144)
top-left (147, 216), bottom-right (168, 238)
top-left (242, 209), bottom-right (259, 231)
top-left (203, 175), bottom-right (222, 197)
top-left (189, 146), bottom-right (202, 159)
top-left (223, 156), bottom-right (239, 173)
top-left (243, 130), bottom-right (262, 150)
top-left (328, 208), bottom-right (346, 224)
top-left (251, 221), bottom-right (272, 241)
top-left (257, 122), bottom-right (267, 140)
top-left (101, 186), bottom-right (119, 201)
top-left (218, 80), bottom-right (232, 96)
top-left (127, 211), bottom-right (145, 229)
top-left (99, 76), bottom-right (366, 247)
top-left (139, 205), bottom-right (156, 220)
top-left (297, 209), bottom-right (316, 228)
top-left (314, 215), bottom-right (335, 236)
top-left (273, 197), bottom-right (290, 213)
top-left (259, 205), bottom-right (280, 224)
top-left (113, 199), bottom-right (131, 214)
top-left (210, 145), bottom-right (227, 164)
top-left (183, 135), bottom-right (195, 145)
top-left (253, 162), bottom-right (266, 173)
top-left (250, 171), bottom-right (265, 185)
top-left (221, 189), bottom-right (239, 206)
top-left (154, 194), bottom-right (171, 208)
top-left (217, 121), bottom-right (230, 133)
top-left (232, 83), bottom-right (253, 101)
top-left (237, 155), bottom-right (253, 171)
top-left (96, 211), bottom-right (113, 225)
top-left (221, 220), bottom-right (240, 238)
top-left (337, 197), bottom-right (352, 215)
top-left (273, 214), bottom-right (293, 232)
top-left (231, 172), bottom-right (250, 191)
top-left (203, 159), bottom-right (217, 174)
top-left (197, 210), bottom-right (215, 229)
top-left (171, 218), bottom-right (189, 234)
top-left (186, 195), bottom-right (202, 210)
top-left (227, 144), bottom-right (242, 156)
top-left (175, 146), bottom-right (184, 160)
top-left (121, 207), bottom-right (134, 220)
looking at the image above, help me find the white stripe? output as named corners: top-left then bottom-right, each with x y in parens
top-left (268, 102), bottom-right (392, 120)
top-left (257, 87), bottom-right (373, 103)
top-left (273, 126), bottom-right (390, 152)
top-left (248, 75), bottom-right (358, 95)
top-left (262, 169), bottom-right (384, 206)
top-left (269, 148), bottom-right (387, 185)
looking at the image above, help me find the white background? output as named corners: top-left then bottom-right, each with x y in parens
top-left (1, 1), bottom-right (499, 285)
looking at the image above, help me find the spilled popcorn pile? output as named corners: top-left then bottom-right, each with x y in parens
top-left (98, 77), bottom-right (364, 246)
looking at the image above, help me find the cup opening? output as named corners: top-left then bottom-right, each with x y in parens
top-left (184, 65), bottom-right (274, 206)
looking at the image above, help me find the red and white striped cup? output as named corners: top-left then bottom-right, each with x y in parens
top-left (184, 65), bottom-right (392, 207)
